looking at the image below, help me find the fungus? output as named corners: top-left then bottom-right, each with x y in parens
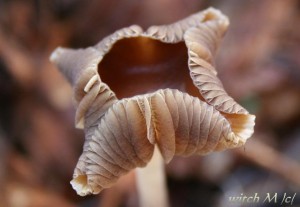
top-left (50, 7), bottom-right (255, 206)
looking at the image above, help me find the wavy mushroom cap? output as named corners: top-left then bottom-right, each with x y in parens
top-left (50, 7), bottom-right (255, 196)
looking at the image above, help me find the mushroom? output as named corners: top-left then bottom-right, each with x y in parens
top-left (50, 7), bottom-right (255, 206)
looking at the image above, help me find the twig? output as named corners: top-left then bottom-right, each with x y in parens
top-left (0, 31), bottom-right (36, 89)
top-left (236, 138), bottom-right (300, 186)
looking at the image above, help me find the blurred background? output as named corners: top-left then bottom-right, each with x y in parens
top-left (0, 0), bottom-right (300, 206)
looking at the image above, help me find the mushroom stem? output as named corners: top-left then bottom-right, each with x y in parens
top-left (136, 146), bottom-right (169, 207)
